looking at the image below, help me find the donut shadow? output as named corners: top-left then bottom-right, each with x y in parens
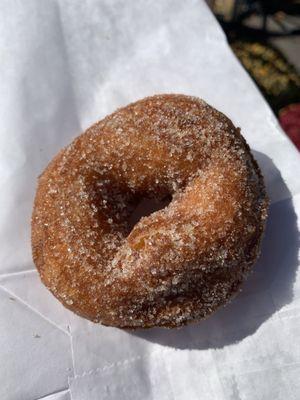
top-left (130, 151), bottom-right (299, 350)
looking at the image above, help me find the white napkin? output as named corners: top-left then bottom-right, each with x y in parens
top-left (0, 0), bottom-right (299, 399)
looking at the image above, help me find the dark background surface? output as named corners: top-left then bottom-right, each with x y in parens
top-left (207, 0), bottom-right (300, 149)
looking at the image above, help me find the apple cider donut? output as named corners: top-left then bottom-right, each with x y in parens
top-left (32, 94), bottom-right (268, 328)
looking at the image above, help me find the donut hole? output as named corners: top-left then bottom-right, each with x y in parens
top-left (127, 195), bottom-right (172, 232)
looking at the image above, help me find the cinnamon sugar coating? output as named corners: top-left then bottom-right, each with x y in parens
top-left (31, 94), bottom-right (268, 328)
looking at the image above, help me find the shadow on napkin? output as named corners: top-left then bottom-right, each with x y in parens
top-left (131, 151), bottom-right (299, 350)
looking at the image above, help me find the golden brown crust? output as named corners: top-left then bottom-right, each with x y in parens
top-left (31, 94), bottom-right (268, 328)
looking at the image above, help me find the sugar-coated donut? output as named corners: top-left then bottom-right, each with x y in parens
top-left (32, 94), bottom-right (268, 328)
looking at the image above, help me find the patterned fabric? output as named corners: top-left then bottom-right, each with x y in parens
top-left (231, 40), bottom-right (300, 150)
top-left (231, 40), bottom-right (300, 113)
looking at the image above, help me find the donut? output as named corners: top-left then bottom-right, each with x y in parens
top-left (31, 94), bottom-right (268, 328)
